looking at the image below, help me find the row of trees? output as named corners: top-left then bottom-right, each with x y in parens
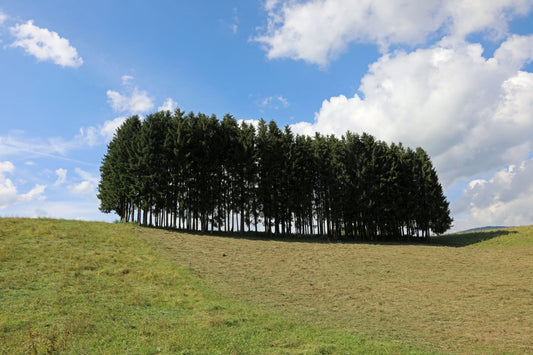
top-left (98, 109), bottom-right (452, 240)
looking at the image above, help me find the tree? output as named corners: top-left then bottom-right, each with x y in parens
top-left (98, 109), bottom-right (453, 239)
top-left (98, 115), bottom-right (141, 222)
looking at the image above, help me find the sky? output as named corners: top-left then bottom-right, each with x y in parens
top-left (1, 0), bottom-right (533, 232)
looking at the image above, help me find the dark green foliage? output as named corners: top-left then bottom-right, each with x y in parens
top-left (98, 109), bottom-right (452, 240)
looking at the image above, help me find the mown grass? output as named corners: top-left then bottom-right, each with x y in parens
top-left (141, 225), bottom-right (533, 354)
top-left (0, 218), bottom-right (419, 354)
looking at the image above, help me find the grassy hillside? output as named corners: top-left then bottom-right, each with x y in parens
top-left (140, 225), bottom-right (533, 354)
top-left (0, 218), bottom-right (416, 354)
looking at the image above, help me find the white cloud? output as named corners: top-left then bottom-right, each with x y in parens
top-left (259, 95), bottom-right (289, 109)
top-left (291, 36), bottom-right (533, 186)
top-left (0, 161), bottom-right (46, 210)
top-left (121, 75), bottom-right (134, 85)
top-left (231, 7), bottom-right (239, 34)
top-left (0, 161), bottom-right (14, 174)
top-left (255, 0), bottom-right (533, 66)
top-left (0, 9), bottom-right (7, 26)
top-left (494, 33), bottom-right (533, 68)
top-left (100, 117), bottom-right (127, 140)
top-left (71, 180), bottom-right (94, 195)
top-left (264, 0), bottom-right (281, 12)
top-left (80, 78), bottom-right (153, 145)
top-left (77, 116), bottom-right (127, 146)
top-left (1, 116), bottom-right (125, 160)
top-left (107, 87), bottom-right (154, 114)
top-left (74, 167), bottom-right (96, 182)
top-left (9, 20), bottom-right (83, 68)
top-left (158, 98), bottom-right (178, 112)
top-left (452, 158), bottom-right (533, 230)
top-left (77, 126), bottom-right (100, 147)
top-left (237, 119), bottom-right (261, 130)
top-left (446, 0), bottom-right (533, 40)
top-left (54, 168), bottom-right (67, 186)
top-left (69, 168), bottom-right (97, 195)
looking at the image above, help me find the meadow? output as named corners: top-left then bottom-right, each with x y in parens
top-left (142, 225), bottom-right (533, 354)
top-left (1, 218), bottom-right (532, 353)
top-left (0, 218), bottom-right (417, 354)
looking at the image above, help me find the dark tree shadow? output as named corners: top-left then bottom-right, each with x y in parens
top-left (138, 225), bottom-right (517, 248)
top-left (427, 229), bottom-right (516, 247)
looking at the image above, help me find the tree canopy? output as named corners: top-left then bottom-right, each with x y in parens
top-left (98, 109), bottom-right (452, 240)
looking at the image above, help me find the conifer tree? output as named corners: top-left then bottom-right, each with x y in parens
top-left (98, 109), bottom-right (453, 239)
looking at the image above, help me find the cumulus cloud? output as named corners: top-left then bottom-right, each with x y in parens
top-left (255, 0), bottom-right (533, 65)
top-left (291, 36), bottom-right (533, 186)
top-left (0, 161), bottom-right (46, 210)
top-left (446, 0), bottom-right (533, 40)
top-left (158, 98), bottom-right (178, 112)
top-left (452, 158), bottom-right (533, 230)
top-left (9, 20), bottom-right (83, 68)
top-left (107, 87), bottom-right (154, 114)
top-left (494, 33), bottom-right (533, 68)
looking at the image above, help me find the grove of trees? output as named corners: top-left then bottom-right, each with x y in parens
top-left (98, 109), bottom-right (452, 241)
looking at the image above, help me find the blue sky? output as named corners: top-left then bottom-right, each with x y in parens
top-left (1, 0), bottom-right (533, 231)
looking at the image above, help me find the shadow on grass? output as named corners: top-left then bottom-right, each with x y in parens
top-left (428, 229), bottom-right (516, 247)
top-left (135, 224), bottom-right (516, 248)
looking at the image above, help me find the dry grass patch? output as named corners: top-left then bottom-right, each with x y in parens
top-left (142, 227), bottom-right (533, 354)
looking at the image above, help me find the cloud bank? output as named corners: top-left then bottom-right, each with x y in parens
top-left (255, 0), bottom-right (533, 66)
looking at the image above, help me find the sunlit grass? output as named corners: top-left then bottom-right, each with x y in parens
top-left (0, 218), bottom-right (418, 354)
top-left (142, 224), bottom-right (533, 354)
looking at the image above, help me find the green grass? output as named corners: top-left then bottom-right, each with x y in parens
top-left (0, 218), bottom-right (419, 354)
top-left (140, 224), bottom-right (533, 354)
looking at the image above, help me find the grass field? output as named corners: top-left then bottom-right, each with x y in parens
top-left (0, 218), bottom-right (417, 354)
top-left (141, 225), bottom-right (533, 354)
top-left (1, 219), bottom-right (532, 354)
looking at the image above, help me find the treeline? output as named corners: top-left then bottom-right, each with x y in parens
top-left (98, 109), bottom-right (452, 240)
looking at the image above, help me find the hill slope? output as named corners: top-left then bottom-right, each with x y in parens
top-left (0, 218), bottom-right (414, 354)
top-left (140, 224), bottom-right (533, 354)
